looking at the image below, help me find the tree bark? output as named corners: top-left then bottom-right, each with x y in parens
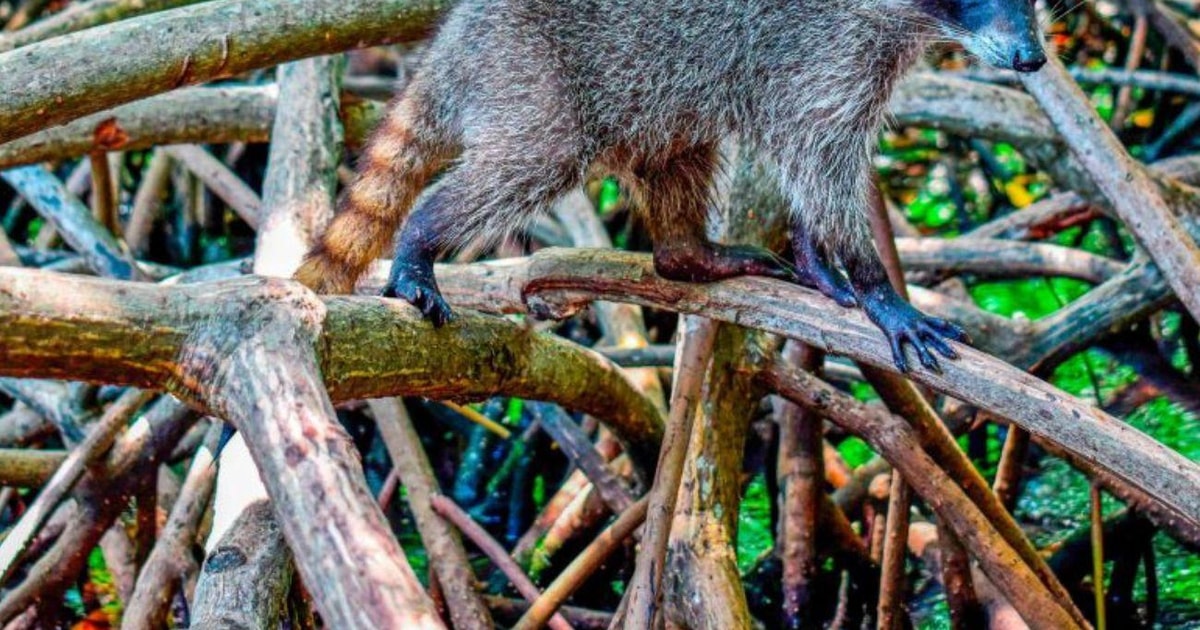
top-left (0, 0), bottom-right (445, 144)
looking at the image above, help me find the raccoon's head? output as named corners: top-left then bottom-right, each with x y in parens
top-left (913, 0), bottom-right (1047, 72)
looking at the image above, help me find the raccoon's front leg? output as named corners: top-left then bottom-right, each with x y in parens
top-left (792, 221), bottom-right (857, 307)
top-left (841, 244), bottom-right (968, 373)
top-left (773, 136), bottom-right (965, 371)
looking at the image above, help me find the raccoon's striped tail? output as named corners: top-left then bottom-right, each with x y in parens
top-left (295, 93), bottom-right (448, 294)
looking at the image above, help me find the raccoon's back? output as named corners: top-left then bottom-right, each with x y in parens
top-left (419, 0), bottom-right (755, 144)
top-left (418, 0), bottom-right (915, 147)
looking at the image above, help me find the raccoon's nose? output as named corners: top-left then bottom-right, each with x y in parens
top-left (1012, 48), bottom-right (1047, 73)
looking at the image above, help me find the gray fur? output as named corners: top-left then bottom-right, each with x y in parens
top-left (396, 0), bottom-right (947, 262)
top-left (341, 0), bottom-right (1044, 280)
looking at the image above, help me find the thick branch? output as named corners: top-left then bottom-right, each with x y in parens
top-left (0, 268), bottom-right (664, 470)
top-left (425, 249), bottom-right (1200, 534)
top-left (1021, 58), bottom-right (1200, 324)
top-left (0, 0), bottom-right (209, 52)
top-left (664, 325), bottom-right (759, 629)
top-left (190, 500), bottom-right (293, 628)
top-left (180, 280), bottom-right (443, 628)
top-left (0, 0), bottom-right (445, 144)
top-left (624, 316), bottom-right (717, 629)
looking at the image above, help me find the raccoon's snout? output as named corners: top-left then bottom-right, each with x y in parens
top-left (1012, 46), bottom-right (1046, 73)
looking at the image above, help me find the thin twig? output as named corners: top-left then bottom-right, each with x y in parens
top-left (125, 148), bottom-right (172, 255)
top-left (530, 403), bottom-right (634, 513)
top-left (869, 183), bottom-right (915, 630)
top-left (370, 398), bottom-right (494, 629)
top-left (0, 388), bottom-right (154, 583)
top-left (1092, 484), bottom-right (1107, 630)
top-left (764, 363), bottom-right (1083, 629)
top-left (776, 341), bottom-right (824, 629)
top-left (162, 145), bottom-right (261, 228)
top-left (124, 424), bottom-right (221, 630)
top-left (513, 497), bottom-right (649, 630)
top-left (88, 151), bottom-right (119, 234)
top-left (430, 495), bottom-right (574, 630)
top-left (877, 476), bottom-right (911, 630)
top-left (992, 425), bottom-right (1030, 513)
top-left (443, 401), bottom-right (513, 439)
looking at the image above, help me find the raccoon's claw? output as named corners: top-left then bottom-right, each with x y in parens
top-left (384, 262), bottom-right (455, 327)
top-left (857, 284), bottom-right (968, 373)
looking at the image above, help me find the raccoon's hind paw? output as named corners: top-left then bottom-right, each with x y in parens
top-left (385, 260), bottom-right (455, 327)
top-left (653, 241), bottom-right (796, 284)
top-left (857, 284), bottom-right (969, 373)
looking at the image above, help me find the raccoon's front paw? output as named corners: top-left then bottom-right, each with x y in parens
top-left (384, 262), bottom-right (455, 327)
top-left (857, 284), bottom-right (968, 373)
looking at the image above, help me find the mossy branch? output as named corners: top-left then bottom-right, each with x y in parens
top-left (0, 0), bottom-right (445, 144)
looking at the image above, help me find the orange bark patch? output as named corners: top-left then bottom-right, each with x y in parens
top-left (92, 118), bottom-right (130, 150)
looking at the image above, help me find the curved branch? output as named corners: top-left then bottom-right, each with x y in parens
top-left (124, 425), bottom-right (220, 630)
top-left (897, 236), bottom-right (1125, 284)
top-left (0, 0), bottom-right (445, 144)
top-left (0, 267), bottom-right (664, 471)
top-left (424, 248), bottom-right (1200, 534)
top-left (0, 0), bottom-right (209, 53)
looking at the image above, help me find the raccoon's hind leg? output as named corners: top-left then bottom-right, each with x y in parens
top-left (296, 89), bottom-right (451, 295)
top-left (636, 145), bottom-right (795, 283)
top-left (387, 153), bottom-right (582, 325)
top-left (384, 184), bottom-right (459, 325)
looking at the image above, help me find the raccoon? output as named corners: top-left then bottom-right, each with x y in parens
top-left (296, 0), bottom-right (1047, 371)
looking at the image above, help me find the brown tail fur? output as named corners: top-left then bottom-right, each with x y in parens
top-left (294, 90), bottom-right (449, 294)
